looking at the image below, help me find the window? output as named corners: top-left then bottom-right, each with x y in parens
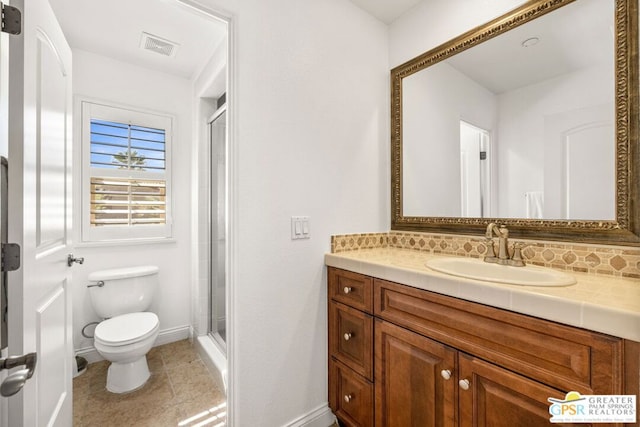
top-left (82, 101), bottom-right (173, 242)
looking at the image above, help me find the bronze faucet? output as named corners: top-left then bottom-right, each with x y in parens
top-left (484, 223), bottom-right (525, 267)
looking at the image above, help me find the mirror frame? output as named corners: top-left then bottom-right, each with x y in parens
top-left (391, 0), bottom-right (640, 246)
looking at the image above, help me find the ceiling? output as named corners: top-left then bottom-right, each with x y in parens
top-left (445, 0), bottom-right (612, 94)
top-left (48, 0), bottom-right (228, 79)
top-left (348, 0), bottom-right (423, 24)
top-left (48, 0), bottom-right (612, 95)
top-left (47, 0), bottom-right (402, 81)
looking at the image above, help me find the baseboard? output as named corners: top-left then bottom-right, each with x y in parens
top-left (154, 325), bottom-right (192, 346)
top-left (284, 404), bottom-right (336, 427)
top-left (75, 325), bottom-right (191, 364)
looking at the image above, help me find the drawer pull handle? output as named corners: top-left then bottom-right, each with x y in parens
top-left (440, 369), bottom-right (452, 380)
top-left (343, 332), bottom-right (353, 341)
top-left (344, 394), bottom-right (353, 403)
top-left (343, 286), bottom-right (352, 294)
top-left (459, 379), bottom-right (470, 390)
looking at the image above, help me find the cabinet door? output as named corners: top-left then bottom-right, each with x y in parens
top-left (330, 358), bottom-right (374, 427)
top-left (329, 268), bottom-right (373, 313)
top-left (458, 353), bottom-right (588, 427)
top-left (329, 301), bottom-right (374, 379)
top-left (375, 320), bottom-right (457, 427)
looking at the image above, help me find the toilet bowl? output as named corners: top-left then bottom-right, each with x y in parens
top-left (94, 312), bottom-right (160, 393)
top-left (87, 265), bottom-right (159, 393)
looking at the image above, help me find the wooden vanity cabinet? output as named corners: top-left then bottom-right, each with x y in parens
top-left (374, 278), bottom-right (623, 396)
top-left (328, 267), bottom-right (633, 427)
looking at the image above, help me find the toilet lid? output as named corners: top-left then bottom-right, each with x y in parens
top-left (88, 265), bottom-right (158, 282)
top-left (94, 312), bottom-right (159, 346)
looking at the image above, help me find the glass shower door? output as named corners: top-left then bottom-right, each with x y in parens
top-left (209, 106), bottom-right (227, 351)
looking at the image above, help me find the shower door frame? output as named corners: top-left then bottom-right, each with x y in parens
top-left (207, 103), bottom-right (228, 354)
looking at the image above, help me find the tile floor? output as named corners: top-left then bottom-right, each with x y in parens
top-left (73, 339), bottom-right (226, 427)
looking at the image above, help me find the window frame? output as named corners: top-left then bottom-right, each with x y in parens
top-left (81, 100), bottom-right (173, 243)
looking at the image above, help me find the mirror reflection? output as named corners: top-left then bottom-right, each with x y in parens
top-left (402, 0), bottom-right (615, 220)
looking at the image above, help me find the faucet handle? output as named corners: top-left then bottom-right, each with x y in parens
top-left (484, 237), bottom-right (497, 259)
top-left (509, 242), bottom-right (527, 266)
top-left (513, 241), bottom-right (527, 251)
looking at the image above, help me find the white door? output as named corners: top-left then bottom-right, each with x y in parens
top-left (459, 121), bottom-right (491, 218)
top-left (544, 103), bottom-right (615, 220)
top-left (563, 123), bottom-right (615, 220)
top-left (4, 0), bottom-right (73, 425)
top-left (0, 4), bottom-right (9, 426)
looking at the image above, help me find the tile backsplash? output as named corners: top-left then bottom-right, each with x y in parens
top-left (331, 231), bottom-right (640, 279)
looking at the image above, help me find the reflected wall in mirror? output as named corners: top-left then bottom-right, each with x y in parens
top-left (391, 0), bottom-right (640, 245)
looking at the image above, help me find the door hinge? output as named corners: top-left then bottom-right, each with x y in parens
top-left (1, 2), bottom-right (21, 35)
top-left (1, 243), bottom-right (20, 272)
top-left (479, 151), bottom-right (487, 160)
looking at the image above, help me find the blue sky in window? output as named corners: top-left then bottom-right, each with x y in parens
top-left (90, 119), bottom-right (166, 170)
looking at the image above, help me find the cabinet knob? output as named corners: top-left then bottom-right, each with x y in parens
top-left (343, 332), bottom-right (353, 341)
top-left (344, 394), bottom-right (353, 403)
top-left (459, 379), bottom-right (470, 390)
top-left (440, 369), bottom-right (452, 380)
top-left (343, 286), bottom-right (352, 294)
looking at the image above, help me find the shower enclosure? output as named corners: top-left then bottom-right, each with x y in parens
top-left (208, 98), bottom-right (227, 352)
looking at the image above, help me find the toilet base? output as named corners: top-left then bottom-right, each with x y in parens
top-left (106, 356), bottom-right (151, 393)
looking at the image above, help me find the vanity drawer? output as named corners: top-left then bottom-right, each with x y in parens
top-left (329, 268), bottom-right (373, 313)
top-left (374, 278), bottom-right (623, 394)
top-left (329, 358), bottom-right (374, 427)
top-left (329, 301), bottom-right (373, 380)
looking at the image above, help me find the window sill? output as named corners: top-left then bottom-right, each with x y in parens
top-left (75, 237), bottom-right (177, 248)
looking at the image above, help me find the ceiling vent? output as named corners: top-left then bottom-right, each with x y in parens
top-left (139, 32), bottom-right (179, 57)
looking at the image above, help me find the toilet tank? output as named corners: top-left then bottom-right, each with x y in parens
top-left (87, 265), bottom-right (159, 319)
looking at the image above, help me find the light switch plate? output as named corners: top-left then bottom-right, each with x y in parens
top-left (291, 216), bottom-right (310, 240)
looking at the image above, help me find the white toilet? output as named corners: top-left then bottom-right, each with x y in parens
top-left (87, 265), bottom-right (160, 393)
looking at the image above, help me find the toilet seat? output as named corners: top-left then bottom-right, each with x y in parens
top-left (95, 312), bottom-right (159, 347)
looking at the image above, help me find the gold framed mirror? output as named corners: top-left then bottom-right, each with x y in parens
top-left (391, 0), bottom-right (639, 245)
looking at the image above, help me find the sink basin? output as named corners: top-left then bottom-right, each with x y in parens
top-left (426, 257), bottom-right (576, 287)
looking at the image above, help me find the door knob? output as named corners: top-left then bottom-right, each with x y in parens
top-left (459, 379), bottom-right (470, 390)
top-left (67, 254), bottom-right (84, 267)
top-left (440, 369), bottom-right (452, 380)
top-left (0, 352), bottom-right (37, 397)
top-left (1, 368), bottom-right (30, 397)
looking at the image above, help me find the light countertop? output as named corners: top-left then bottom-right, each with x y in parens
top-left (325, 248), bottom-right (640, 342)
